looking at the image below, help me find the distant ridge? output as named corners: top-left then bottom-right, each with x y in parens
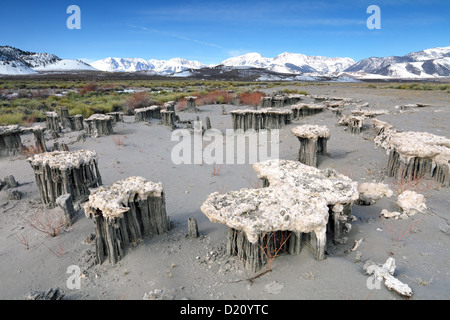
top-left (1, 45), bottom-right (449, 79)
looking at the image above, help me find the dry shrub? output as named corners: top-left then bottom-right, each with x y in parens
top-left (30, 89), bottom-right (50, 99)
top-left (126, 91), bottom-right (152, 112)
top-left (211, 163), bottom-right (223, 176)
top-left (21, 145), bottom-right (41, 157)
top-left (391, 173), bottom-right (438, 196)
top-left (22, 211), bottom-right (71, 237)
top-left (176, 98), bottom-right (187, 111)
top-left (79, 82), bottom-right (99, 95)
top-left (15, 233), bottom-right (30, 250)
top-left (112, 135), bottom-right (126, 147)
top-left (196, 90), bottom-right (234, 106)
top-left (238, 91), bottom-right (265, 107)
top-left (23, 116), bottom-right (35, 127)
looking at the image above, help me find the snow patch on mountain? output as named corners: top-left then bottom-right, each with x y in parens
top-left (34, 59), bottom-right (97, 71)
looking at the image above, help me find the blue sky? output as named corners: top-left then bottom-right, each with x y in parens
top-left (1, 0), bottom-right (449, 65)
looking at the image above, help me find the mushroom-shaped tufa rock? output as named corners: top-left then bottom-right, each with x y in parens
top-left (184, 96), bottom-right (198, 112)
top-left (386, 131), bottom-right (450, 187)
top-left (83, 114), bottom-right (114, 137)
top-left (0, 125), bottom-right (24, 156)
top-left (27, 150), bottom-right (102, 207)
top-left (292, 124), bottom-right (330, 167)
top-left (84, 176), bottom-right (170, 265)
top-left (230, 108), bottom-right (292, 132)
top-left (201, 159), bottom-right (359, 271)
top-left (338, 114), bottom-right (366, 134)
top-left (134, 105), bottom-right (162, 122)
top-left (291, 103), bottom-right (325, 119)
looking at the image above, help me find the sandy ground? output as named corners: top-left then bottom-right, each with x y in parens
top-left (0, 83), bottom-right (449, 301)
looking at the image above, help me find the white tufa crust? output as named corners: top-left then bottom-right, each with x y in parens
top-left (230, 108), bottom-right (292, 115)
top-left (134, 105), bottom-right (161, 113)
top-left (201, 187), bottom-right (329, 244)
top-left (84, 114), bottom-right (114, 121)
top-left (388, 131), bottom-right (450, 165)
top-left (358, 182), bottom-right (393, 204)
top-left (45, 111), bottom-right (59, 118)
top-left (338, 114), bottom-right (365, 127)
top-left (372, 119), bottom-right (450, 165)
top-left (291, 124), bottom-right (330, 140)
top-left (351, 109), bottom-right (388, 117)
top-left (291, 103), bottom-right (325, 110)
top-left (27, 150), bottom-right (98, 170)
top-left (253, 159), bottom-right (359, 206)
top-left (397, 190), bottom-right (427, 216)
top-left (0, 124), bottom-right (23, 135)
top-left (201, 159), bottom-right (358, 244)
top-left (84, 176), bottom-right (163, 220)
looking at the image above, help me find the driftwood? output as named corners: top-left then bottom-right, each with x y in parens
top-left (27, 150), bottom-right (102, 208)
top-left (363, 258), bottom-right (413, 298)
top-left (83, 114), bottom-right (114, 137)
top-left (84, 176), bottom-right (170, 265)
top-left (230, 108), bottom-right (292, 132)
top-left (292, 125), bottom-right (330, 167)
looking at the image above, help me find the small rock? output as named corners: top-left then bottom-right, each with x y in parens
top-left (7, 190), bottom-right (22, 200)
top-left (3, 175), bottom-right (18, 188)
top-left (26, 288), bottom-right (64, 300)
top-left (265, 281), bottom-right (284, 295)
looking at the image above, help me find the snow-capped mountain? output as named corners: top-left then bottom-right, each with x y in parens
top-left (90, 57), bottom-right (153, 72)
top-left (1, 45), bottom-right (449, 78)
top-left (344, 46), bottom-right (450, 78)
top-left (220, 52), bottom-right (354, 74)
top-left (91, 57), bottom-right (206, 75)
top-left (221, 53), bottom-right (272, 69)
top-left (0, 46), bottom-right (97, 74)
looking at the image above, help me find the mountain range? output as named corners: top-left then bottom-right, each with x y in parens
top-left (1, 45), bottom-right (449, 79)
top-left (0, 46), bottom-right (96, 75)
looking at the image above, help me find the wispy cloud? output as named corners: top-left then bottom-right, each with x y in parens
top-left (128, 25), bottom-right (223, 49)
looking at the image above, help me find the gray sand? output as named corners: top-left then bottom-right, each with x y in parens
top-left (0, 83), bottom-right (449, 300)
